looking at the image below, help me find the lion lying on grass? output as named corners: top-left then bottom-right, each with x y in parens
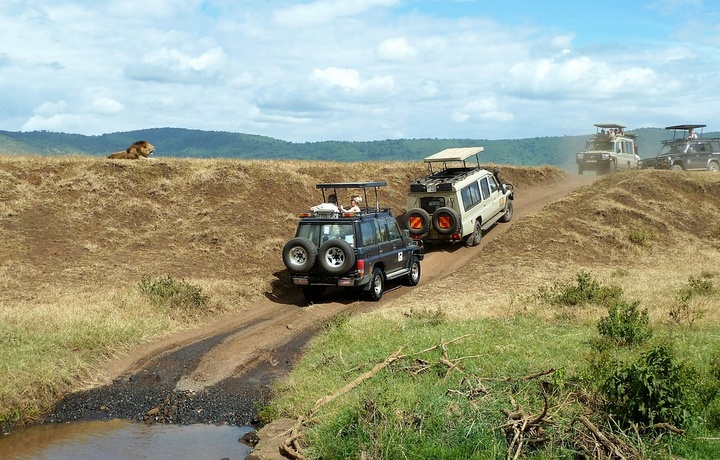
top-left (107, 141), bottom-right (155, 159)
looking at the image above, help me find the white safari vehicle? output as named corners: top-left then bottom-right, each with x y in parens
top-left (576, 123), bottom-right (639, 175)
top-left (403, 147), bottom-right (515, 247)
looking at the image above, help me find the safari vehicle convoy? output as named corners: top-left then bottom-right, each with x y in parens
top-left (638, 124), bottom-right (720, 172)
top-left (403, 147), bottom-right (515, 247)
top-left (282, 181), bottom-right (424, 303)
top-left (575, 123), bottom-right (639, 175)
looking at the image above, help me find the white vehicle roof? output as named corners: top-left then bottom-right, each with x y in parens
top-left (423, 147), bottom-right (484, 163)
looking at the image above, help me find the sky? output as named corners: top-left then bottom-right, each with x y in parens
top-left (1, 0), bottom-right (719, 142)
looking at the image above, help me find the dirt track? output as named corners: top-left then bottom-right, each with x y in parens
top-left (47, 173), bottom-right (598, 429)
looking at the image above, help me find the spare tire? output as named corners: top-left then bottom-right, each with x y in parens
top-left (318, 239), bottom-right (356, 275)
top-left (404, 208), bottom-right (431, 236)
top-left (282, 238), bottom-right (317, 272)
top-left (432, 207), bottom-right (459, 235)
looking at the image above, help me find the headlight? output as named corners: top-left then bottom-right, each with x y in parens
top-left (601, 154), bottom-right (610, 160)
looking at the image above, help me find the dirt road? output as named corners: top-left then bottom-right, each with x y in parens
top-left (47, 173), bottom-right (597, 427)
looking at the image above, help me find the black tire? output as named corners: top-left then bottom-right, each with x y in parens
top-left (302, 286), bottom-right (325, 303)
top-left (404, 208), bottom-right (431, 236)
top-left (465, 219), bottom-right (482, 247)
top-left (318, 239), bottom-right (355, 275)
top-left (431, 207), bottom-right (459, 235)
top-left (708, 161), bottom-right (719, 172)
top-left (608, 159), bottom-right (617, 173)
top-left (366, 267), bottom-right (385, 301)
top-left (404, 257), bottom-right (421, 286)
top-left (671, 164), bottom-right (684, 172)
top-left (577, 165), bottom-right (584, 175)
top-left (500, 200), bottom-right (513, 223)
top-left (282, 238), bottom-right (317, 272)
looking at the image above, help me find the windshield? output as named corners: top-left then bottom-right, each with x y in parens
top-left (585, 140), bottom-right (613, 151)
top-left (297, 222), bottom-right (355, 247)
top-left (658, 143), bottom-right (686, 156)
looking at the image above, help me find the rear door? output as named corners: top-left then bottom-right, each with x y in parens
top-left (376, 217), bottom-right (406, 272)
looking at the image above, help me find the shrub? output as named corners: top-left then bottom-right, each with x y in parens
top-left (537, 271), bottom-right (622, 307)
top-left (137, 275), bottom-right (210, 312)
top-left (597, 300), bottom-right (651, 348)
top-left (602, 345), bottom-right (694, 428)
top-left (669, 275), bottom-right (715, 326)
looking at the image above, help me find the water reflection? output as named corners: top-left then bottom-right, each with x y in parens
top-left (0, 419), bottom-right (254, 460)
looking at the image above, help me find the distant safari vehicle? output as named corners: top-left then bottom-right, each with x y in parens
top-left (403, 147), bottom-right (514, 247)
top-left (576, 123), bottom-right (639, 175)
top-left (638, 124), bottom-right (720, 172)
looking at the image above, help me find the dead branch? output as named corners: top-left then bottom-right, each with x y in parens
top-left (650, 422), bottom-right (685, 435)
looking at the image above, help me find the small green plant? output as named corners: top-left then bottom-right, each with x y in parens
top-left (669, 275), bottom-right (715, 326)
top-left (137, 275), bottom-right (210, 312)
top-left (403, 307), bottom-right (446, 325)
top-left (597, 300), bottom-right (651, 348)
top-left (628, 230), bottom-right (649, 246)
top-left (602, 345), bottom-right (695, 428)
top-left (537, 271), bottom-right (622, 307)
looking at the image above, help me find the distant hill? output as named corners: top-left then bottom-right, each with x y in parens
top-left (1, 127), bottom-right (716, 169)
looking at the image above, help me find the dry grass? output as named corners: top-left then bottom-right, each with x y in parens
top-left (375, 170), bottom-right (720, 328)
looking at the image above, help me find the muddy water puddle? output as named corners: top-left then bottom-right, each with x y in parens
top-left (1, 419), bottom-right (253, 459)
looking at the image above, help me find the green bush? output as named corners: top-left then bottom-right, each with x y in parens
top-left (597, 300), bottom-right (651, 348)
top-left (602, 345), bottom-right (694, 428)
top-left (537, 271), bottom-right (623, 307)
top-left (137, 275), bottom-right (210, 312)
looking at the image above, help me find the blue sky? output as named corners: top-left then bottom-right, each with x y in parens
top-left (1, 0), bottom-right (718, 142)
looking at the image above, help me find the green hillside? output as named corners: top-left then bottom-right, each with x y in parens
top-left (1, 127), bottom-right (715, 169)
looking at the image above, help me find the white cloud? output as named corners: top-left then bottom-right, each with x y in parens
top-left (311, 67), bottom-right (362, 90)
top-left (376, 37), bottom-right (418, 61)
top-left (273, 0), bottom-right (399, 27)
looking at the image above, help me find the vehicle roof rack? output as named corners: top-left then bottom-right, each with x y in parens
top-left (594, 123), bottom-right (626, 129)
top-left (423, 147), bottom-right (484, 163)
top-left (665, 124), bottom-right (706, 130)
top-left (315, 181), bottom-right (388, 212)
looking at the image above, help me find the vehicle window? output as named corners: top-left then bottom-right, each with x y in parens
top-left (695, 143), bottom-right (709, 153)
top-left (359, 220), bottom-right (375, 247)
top-left (318, 223), bottom-right (354, 245)
top-left (460, 182), bottom-right (481, 211)
top-left (488, 175), bottom-right (499, 193)
top-left (420, 197), bottom-right (445, 213)
top-left (480, 177), bottom-right (491, 200)
top-left (710, 141), bottom-right (720, 153)
top-left (297, 223), bottom-right (319, 245)
top-left (589, 140), bottom-right (612, 151)
top-left (375, 219), bottom-right (388, 243)
top-left (386, 218), bottom-right (402, 240)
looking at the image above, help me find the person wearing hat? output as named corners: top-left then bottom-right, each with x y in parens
top-left (341, 196), bottom-right (362, 212)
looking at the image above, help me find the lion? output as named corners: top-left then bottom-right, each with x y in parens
top-left (107, 141), bottom-right (155, 159)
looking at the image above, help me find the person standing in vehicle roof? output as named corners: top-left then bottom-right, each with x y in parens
top-left (341, 196), bottom-right (362, 212)
top-left (311, 194), bottom-right (339, 212)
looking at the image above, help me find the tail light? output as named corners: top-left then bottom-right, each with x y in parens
top-left (357, 259), bottom-right (365, 277)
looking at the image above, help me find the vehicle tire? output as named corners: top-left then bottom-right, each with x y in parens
top-left (366, 267), bottom-right (385, 301)
top-left (671, 164), bottom-right (684, 172)
top-left (577, 165), bottom-right (584, 175)
top-left (318, 239), bottom-right (355, 275)
top-left (302, 286), bottom-right (325, 303)
top-left (431, 207), bottom-right (459, 235)
top-left (708, 161), bottom-right (720, 172)
top-left (404, 208), bottom-right (431, 236)
top-left (404, 257), bottom-right (421, 286)
top-left (608, 159), bottom-right (617, 173)
top-left (465, 219), bottom-right (482, 247)
top-left (500, 200), bottom-right (513, 223)
top-left (282, 238), bottom-right (317, 272)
